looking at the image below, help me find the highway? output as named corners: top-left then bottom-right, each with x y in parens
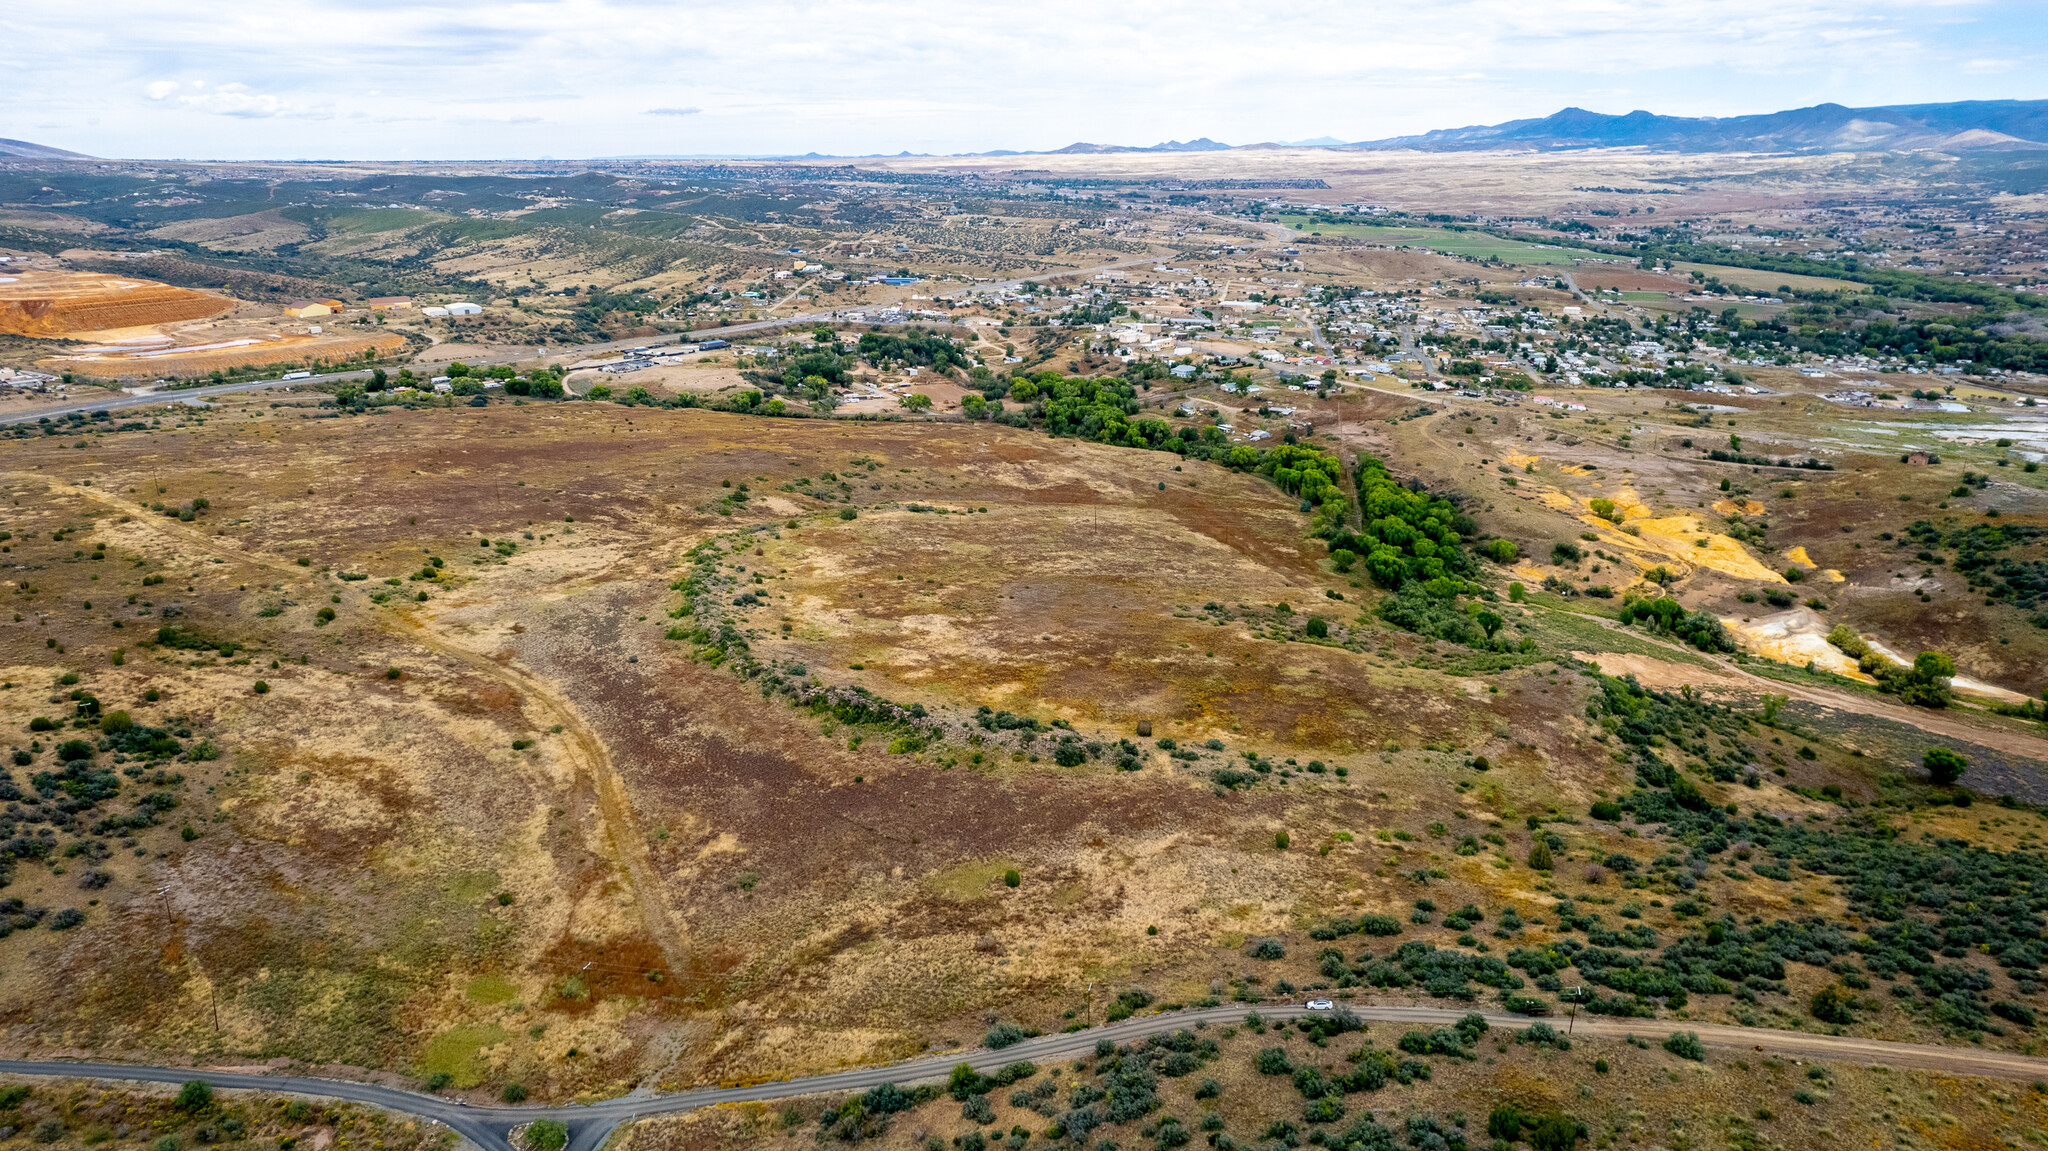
top-left (5, 1003), bottom-right (2047, 1151)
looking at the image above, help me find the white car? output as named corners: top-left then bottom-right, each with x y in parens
top-left (1304, 999), bottom-right (1335, 1010)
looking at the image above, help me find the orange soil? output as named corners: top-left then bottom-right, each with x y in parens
top-left (0, 269), bottom-right (231, 337)
top-left (40, 332), bottom-right (408, 378)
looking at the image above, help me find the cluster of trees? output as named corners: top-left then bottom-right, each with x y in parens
top-left (1826, 626), bottom-right (1955, 708)
top-left (858, 330), bottom-right (973, 372)
top-left (1326, 455), bottom-right (1476, 592)
top-left (1616, 596), bottom-right (1737, 653)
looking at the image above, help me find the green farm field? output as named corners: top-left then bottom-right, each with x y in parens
top-left (1276, 216), bottom-right (1585, 264)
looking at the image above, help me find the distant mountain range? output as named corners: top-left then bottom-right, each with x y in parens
top-left (1033, 99), bottom-right (2048, 156)
top-left (1044, 138), bottom-right (1234, 154)
top-left (1351, 99), bottom-right (2048, 153)
top-left (5, 98), bottom-right (2046, 164)
top-left (0, 137), bottom-right (92, 160)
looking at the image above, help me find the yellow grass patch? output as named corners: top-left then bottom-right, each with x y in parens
top-left (926, 858), bottom-right (1019, 901)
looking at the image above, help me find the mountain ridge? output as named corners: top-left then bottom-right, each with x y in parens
top-left (0, 137), bottom-right (93, 160)
top-left (1345, 99), bottom-right (2048, 152)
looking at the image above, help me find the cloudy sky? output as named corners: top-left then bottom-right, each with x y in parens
top-left (4, 0), bottom-right (2042, 160)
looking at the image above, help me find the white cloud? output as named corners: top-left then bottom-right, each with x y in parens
top-left (2, 0), bottom-right (2038, 158)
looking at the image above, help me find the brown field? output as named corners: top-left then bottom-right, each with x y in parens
top-left (2, 393), bottom-right (2043, 1104)
top-left (0, 270), bottom-right (233, 338)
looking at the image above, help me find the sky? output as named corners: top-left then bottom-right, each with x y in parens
top-left (4, 0), bottom-right (2044, 160)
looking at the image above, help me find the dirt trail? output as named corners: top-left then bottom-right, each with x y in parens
top-left (3, 471), bottom-right (690, 977)
top-left (401, 618), bottom-right (688, 976)
top-left (1570, 618), bottom-right (2048, 762)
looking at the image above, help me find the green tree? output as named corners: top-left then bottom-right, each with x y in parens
top-left (901, 393), bottom-right (933, 411)
top-left (526, 1123), bottom-right (568, 1151)
top-left (1924, 747), bottom-right (1968, 786)
top-left (1475, 611), bottom-right (1503, 640)
top-left (1528, 840), bottom-right (1554, 871)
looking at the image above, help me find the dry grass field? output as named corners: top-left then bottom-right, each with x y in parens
top-left (0, 390), bottom-right (2042, 1111)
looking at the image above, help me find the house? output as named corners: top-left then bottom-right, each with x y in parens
top-left (420, 307), bottom-right (449, 317)
top-left (1904, 451), bottom-right (1932, 465)
top-left (365, 296), bottom-right (413, 310)
top-left (445, 302), bottom-right (483, 316)
top-left (283, 300), bottom-right (333, 319)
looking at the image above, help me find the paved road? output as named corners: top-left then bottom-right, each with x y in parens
top-left (5, 1003), bottom-right (2045, 1151)
top-left (0, 369), bottom-right (379, 426)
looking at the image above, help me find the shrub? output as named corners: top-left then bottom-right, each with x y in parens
top-left (1528, 840), bottom-right (1554, 871)
top-left (1004, 869), bottom-right (1021, 888)
top-left (1247, 937), bottom-right (1285, 960)
top-left (986, 1022), bottom-right (1031, 1049)
top-left (1305, 616), bottom-right (1328, 638)
top-left (1275, 831), bottom-right (1290, 850)
top-left (1924, 747), bottom-right (1967, 785)
top-left (1662, 1031), bottom-right (1704, 1061)
top-left (501, 1083), bottom-right (528, 1103)
top-left (962, 1094), bottom-right (995, 1125)
top-left (35, 1121), bottom-right (64, 1144)
top-left (1527, 1113), bottom-right (1581, 1151)
top-left (48, 908), bottom-right (84, 930)
top-left (839, 508), bottom-right (858, 521)
top-left (252, 681), bottom-right (270, 694)
top-left (425, 1072), bottom-right (453, 1091)
top-left (176, 1081), bottom-right (213, 1111)
top-left (1994, 1001), bottom-right (2037, 1028)
top-left (525, 1121), bottom-right (568, 1151)
top-left (1255, 1048), bottom-right (1292, 1075)
top-left (1811, 984), bottom-right (1855, 1024)
top-left (1105, 989), bottom-right (1154, 1021)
